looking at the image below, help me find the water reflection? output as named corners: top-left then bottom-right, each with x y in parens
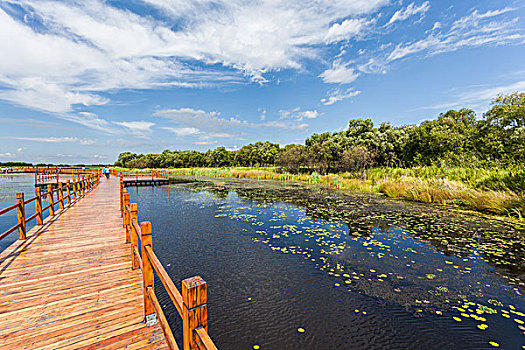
top-left (131, 178), bottom-right (524, 349)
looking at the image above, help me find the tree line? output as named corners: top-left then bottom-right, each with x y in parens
top-left (115, 92), bottom-right (525, 174)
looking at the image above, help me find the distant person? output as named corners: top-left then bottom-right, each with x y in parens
top-left (105, 167), bottom-right (110, 179)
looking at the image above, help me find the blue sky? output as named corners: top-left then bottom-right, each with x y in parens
top-left (0, 0), bottom-right (524, 164)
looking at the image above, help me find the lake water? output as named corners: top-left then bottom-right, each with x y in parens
top-left (0, 174), bottom-right (38, 251)
top-left (128, 178), bottom-right (525, 350)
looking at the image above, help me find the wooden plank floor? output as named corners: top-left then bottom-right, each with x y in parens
top-left (0, 177), bottom-right (168, 350)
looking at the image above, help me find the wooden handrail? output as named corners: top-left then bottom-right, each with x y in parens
top-left (0, 173), bottom-right (101, 242)
top-left (0, 223), bottom-right (20, 241)
top-left (147, 286), bottom-right (179, 350)
top-left (195, 327), bottom-right (218, 350)
top-left (0, 202), bottom-right (19, 216)
top-left (122, 190), bottom-right (218, 350)
top-left (145, 245), bottom-right (184, 315)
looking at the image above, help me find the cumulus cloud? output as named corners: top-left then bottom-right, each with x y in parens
top-left (280, 108), bottom-right (319, 121)
top-left (0, 152), bottom-right (15, 158)
top-left (0, 0), bottom-right (387, 113)
top-left (320, 61), bottom-right (360, 84)
top-left (321, 88), bottom-right (362, 105)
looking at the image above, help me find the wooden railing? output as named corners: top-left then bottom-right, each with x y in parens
top-left (0, 174), bottom-right (100, 242)
top-left (120, 178), bottom-right (217, 350)
top-left (34, 167), bottom-right (102, 185)
top-left (114, 169), bottom-right (169, 180)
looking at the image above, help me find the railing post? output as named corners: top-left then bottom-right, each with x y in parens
top-left (72, 179), bottom-right (77, 201)
top-left (16, 193), bottom-right (26, 240)
top-left (81, 176), bottom-right (85, 196)
top-left (35, 187), bottom-right (43, 225)
top-left (66, 180), bottom-right (71, 205)
top-left (47, 184), bottom-right (55, 217)
top-left (140, 221), bottom-right (156, 325)
top-left (182, 276), bottom-right (208, 350)
top-left (123, 192), bottom-right (130, 243)
top-left (58, 182), bottom-right (64, 210)
top-left (130, 203), bottom-right (139, 269)
top-left (120, 175), bottom-right (124, 217)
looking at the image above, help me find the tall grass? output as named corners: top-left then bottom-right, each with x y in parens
top-left (116, 166), bottom-right (524, 219)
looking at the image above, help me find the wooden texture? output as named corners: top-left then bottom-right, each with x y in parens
top-left (15, 193), bottom-right (26, 240)
top-left (0, 177), bottom-right (167, 350)
top-left (147, 287), bottom-right (179, 350)
top-left (140, 222), bottom-right (155, 317)
top-left (35, 187), bottom-right (43, 225)
top-left (194, 327), bottom-right (217, 350)
top-left (47, 184), bottom-right (54, 217)
top-left (182, 276), bottom-right (208, 350)
top-left (145, 245), bottom-right (183, 316)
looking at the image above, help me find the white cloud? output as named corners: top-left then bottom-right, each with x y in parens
top-left (321, 88), bottom-right (362, 105)
top-left (161, 126), bottom-right (201, 136)
top-left (280, 108), bottom-right (319, 121)
top-left (325, 18), bottom-right (371, 43)
top-left (387, 2), bottom-right (430, 25)
top-left (320, 61), bottom-right (360, 84)
top-left (10, 136), bottom-right (96, 145)
top-left (388, 8), bottom-right (524, 61)
top-left (0, 152), bottom-right (15, 158)
top-left (114, 121), bottom-right (155, 138)
top-left (0, 0), bottom-right (388, 113)
top-left (59, 112), bottom-right (116, 134)
top-left (415, 80), bottom-right (525, 112)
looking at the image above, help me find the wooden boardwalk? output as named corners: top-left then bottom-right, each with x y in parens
top-left (0, 177), bottom-right (168, 349)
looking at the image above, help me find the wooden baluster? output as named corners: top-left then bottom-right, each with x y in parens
top-left (72, 180), bottom-right (77, 201)
top-left (130, 203), bottom-right (139, 269)
top-left (123, 193), bottom-right (130, 243)
top-left (81, 176), bottom-right (85, 196)
top-left (182, 276), bottom-right (208, 350)
top-left (120, 175), bottom-right (124, 217)
top-left (66, 180), bottom-right (71, 205)
top-left (122, 188), bottom-right (128, 227)
top-left (56, 169), bottom-right (59, 183)
top-left (35, 187), bottom-right (43, 225)
top-left (140, 221), bottom-right (156, 325)
top-left (34, 172), bottom-right (37, 185)
top-left (47, 184), bottom-right (55, 216)
top-left (58, 182), bottom-right (64, 210)
top-left (16, 193), bottom-right (26, 240)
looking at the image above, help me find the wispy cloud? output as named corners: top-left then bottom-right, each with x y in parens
top-left (0, 152), bottom-right (15, 158)
top-left (113, 121), bottom-right (155, 138)
top-left (321, 88), bottom-right (362, 105)
top-left (388, 8), bottom-right (524, 61)
top-left (414, 80), bottom-right (525, 112)
top-left (387, 2), bottom-right (430, 25)
top-left (8, 136), bottom-right (96, 145)
top-left (0, 0), bottom-right (387, 113)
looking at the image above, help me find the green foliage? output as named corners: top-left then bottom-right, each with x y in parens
top-left (114, 92), bottom-right (525, 178)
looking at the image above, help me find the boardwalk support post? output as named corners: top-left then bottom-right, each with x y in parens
top-left (47, 184), bottom-right (55, 217)
top-left (35, 187), bottom-right (43, 225)
top-left (130, 203), bottom-right (139, 270)
top-left (140, 221), bottom-right (157, 326)
top-left (58, 182), bottom-right (64, 210)
top-left (182, 276), bottom-right (208, 350)
top-left (16, 193), bottom-right (26, 240)
top-left (66, 180), bottom-right (71, 205)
